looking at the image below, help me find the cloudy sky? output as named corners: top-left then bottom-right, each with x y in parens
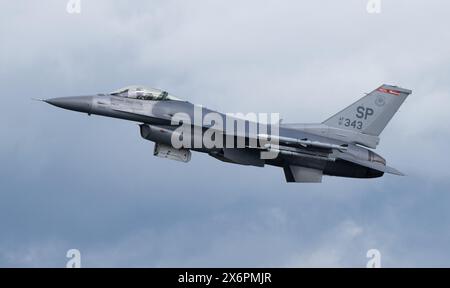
top-left (1, 0), bottom-right (449, 267)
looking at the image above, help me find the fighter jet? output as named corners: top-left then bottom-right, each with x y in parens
top-left (40, 84), bottom-right (411, 183)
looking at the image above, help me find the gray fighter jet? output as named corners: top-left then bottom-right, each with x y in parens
top-left (40, 84), bottom-right (411, 183)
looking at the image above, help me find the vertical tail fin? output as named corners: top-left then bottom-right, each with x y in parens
top-left (322, 84), bottom-right (412, 136)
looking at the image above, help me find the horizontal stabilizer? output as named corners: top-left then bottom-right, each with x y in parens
top-left (384, 165), bottom-right (405, 176)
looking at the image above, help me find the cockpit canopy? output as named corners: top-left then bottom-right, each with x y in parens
top-left (110, 85), bottom-right (181, 101)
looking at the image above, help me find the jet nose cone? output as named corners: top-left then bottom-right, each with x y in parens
top-left (45, 96), bottom-right (93, 114)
